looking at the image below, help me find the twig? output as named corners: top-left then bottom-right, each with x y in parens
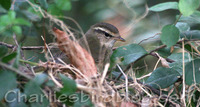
top-left (150, 52), bottom-right (175, 63)
top-left (124, 4), bottom-right (149, 33)
top-left (41, 36), bottom-right (55, 63)
top-left (0, 42), bottom-right (15, 48)
top-left (149, 39), bottom-right (199, 54)
top-left (48, 69), bottom-right (63, 88)
top-left (115, 64), bottom-right (131, 81)
top-left (117, 64), bottom-right (129, 100)
top-left (137, 72), bottom-right (152, 80)
top-left (0, 62), bottom-right (32, 80)
top-left (0, 42), bottom-right (56, 50)
top-left (149, 44), bottom-right (167, 54)
top-left (11, 0), bottom-right (16, 10)
top-left (181, 38), bottom-right (186, 106)
top-left (187, 42), bottom-right (200, 55)
top-left (134, 78), bottom-right (164, 107)
top-left (174, 13), bottom-right (182, 25)
top-left (13, 34), bottom-right (32, 71)
top-left (138, 33), bottom-right (161, 45)
top-left (42, 14), bottom-right (47, 52)
top-left (164, 88), bottom-right (175, 106)
top-left (153, 53), bottom-right (161, 71)
top-left (76, 84), bottom-right (97, 93)
top-left (100, 63), bottom-right (110, 84)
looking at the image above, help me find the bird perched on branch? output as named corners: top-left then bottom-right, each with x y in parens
top-left (79, 22), bottom-right (125, 71)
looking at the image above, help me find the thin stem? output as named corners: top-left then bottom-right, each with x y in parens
top-left (0, 42), bottom-right (56, 50)
top-left (19, 59), bottom-right (38, 66)
top-left (117, 64), bottom-right (129, 100)
top-left (181, 38), bottom-right (186, 106)
top-left (174, 13), bottom-right (182, 25)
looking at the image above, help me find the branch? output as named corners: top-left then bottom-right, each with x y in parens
top-left (149, 39), bottom-right (199, 54)
top-left (0, 42), bottom-right (56, 50)
top-left (150, 52), bottom-right (175, 63)
top-left (138, 33), bottom-right (161, 45)
top-left (0, 42), bottom-right (15, 48)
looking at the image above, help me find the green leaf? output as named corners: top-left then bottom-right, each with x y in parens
top-left (0, 45), bottom-right (8, 58)
top-left (0, 70), bottom-right (17, 100)
top-left (45, 80), bottom-right (55, 87)
top-left (58, 74), bottom-right (77, 96)
top-left (6, 89), bottom-right (28, 107)
top-left (2, 52), bottom-right (17, 63)
top-left (24, 74), bottom-right (49, 106)
top-left (48, 4), bottom-right (63, 16)
top-left (179, 0), bottom-right (200, 16)
top-left (21, 10), bottom-right (41, 22)
top-left (175, 22), bottom-right (190, 32)
top-left (179, 11), bottom-right (200, 24)
top-left (24, 81), bottom-right (42, 96)
top-left (157, 47), bottom-right (171, 58)
top-left (0, 14), bottom-right (12, 25)
top-left (110, 44), bottom-right (148, 66)
top-left (55, 0), bottom-right (71, 11)
top-left (56, 74), bottom-right (77, 106)
top-left (33, 73), bottom-right (48, 86)
top-left (168, 52), bottom-right (191, 62)
top-left (185, 59), bottom-right (200, 85)
top-left (146, 67), bottom-right (181, 89)
top-left (8, 10), bottom-right (16, 21)
top-left (0, 0), bottom-right (11, 10)
top-left (180, 30), bottom-right (200, 40)
top-left (24, 79), bottom-right (49, 107)
top-left (38, 0), bottom-right (48, 9)
top-left (168, 52), bottom-right (191, 74)
top-left (13, 18), bottom-right (31, 26)
top-left (161, 24), bottom-right (180, 47)
top-left (12, 26), bottom-right (22, 35)
top-left (149, 2), bottom-right (178, 12)
top-left (190, 10), bottom-right (200, 21)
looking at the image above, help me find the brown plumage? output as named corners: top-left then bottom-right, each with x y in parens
top-left (53, 27), bottom-right (97, 78)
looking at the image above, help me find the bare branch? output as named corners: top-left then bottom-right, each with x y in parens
top-left (0, 42), bottom-right (56, 50)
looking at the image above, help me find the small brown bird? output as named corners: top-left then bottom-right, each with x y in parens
top-left (79, 22), bottom-right (125, 71)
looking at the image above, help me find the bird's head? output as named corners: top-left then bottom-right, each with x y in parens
top-left (89, 22), bottom-right (125, 46)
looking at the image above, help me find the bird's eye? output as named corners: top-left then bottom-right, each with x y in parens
top-left (104, 32), bottom-right (113, 38)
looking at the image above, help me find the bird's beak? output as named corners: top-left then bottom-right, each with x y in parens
top-left (114, 36), bottom-right (126, 42)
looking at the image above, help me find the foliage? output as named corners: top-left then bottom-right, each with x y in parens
top-left (0, 0), bottom-right (200, 107)
top-left (160, 24), bottom-right (180, 47)
top-left (149, 2), bottom-right (178, 12)
top-left (179, 0), bottom-right (200, 16)
top-left (145, 67), bottom-right (181, 89)
top-left (110, 44), bottom-right (147, 66)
